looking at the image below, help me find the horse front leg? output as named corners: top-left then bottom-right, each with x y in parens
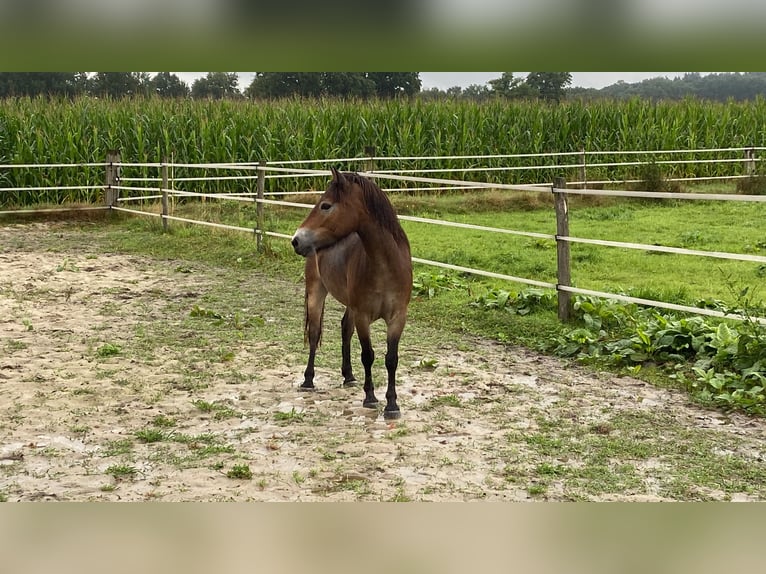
top-left (355, 319), bottom-right (379, 408)
top-left (341, 308), bottom-right (357, 386)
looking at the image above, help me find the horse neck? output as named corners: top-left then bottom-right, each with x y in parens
top-left (356, 217), bottom-right (410, 262)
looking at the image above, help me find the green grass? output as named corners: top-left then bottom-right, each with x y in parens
top-left (4, 183), bottom-right (765, 416)
top-left (112, 186), bottom-right (766, 312)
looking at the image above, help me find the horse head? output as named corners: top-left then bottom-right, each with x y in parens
top-left (291, 168), bottom-right (364, 257)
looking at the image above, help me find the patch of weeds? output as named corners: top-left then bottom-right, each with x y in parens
top-left (190, 305), bottom-right (265, 330)
top-left (227, 464), bottom-right (253, 480)
top-left (22, 318), bottom-right (33, 331)
top-left (105, 464), bottom-right (138, 480)
top-left (472, 287), bottom-right (556, 316)
top-left (570, 463), bottom-right (643, 496)
top-left (217, 348), bottom-right (235, 363)
top-left (99, 484), bottom-right (116, 492)
top-left (192, 399), bottom-right (241, 420)
top-left (152, 414), bottom-right (176, 428)
top-left (536, 462), bottom-right (567, 477)
top-left (413, 358), bottom-right (439, 370)
top-left (523, 433), bottom-right (566, 457)
top-left (56, 258), bottom-right (80, 272)
top-left (424, 394), bottom-right (463, 410)
top-left (412, 271), bottom-right (468, 299)
top-left (273, 408), bottom-right (305, 424)
top-left (101, 439), bottom-right (134, 457)
top-left (389, 489), bottom-right (412, 502)
top-left (96, 343), bottom-right (121, 358)
top-left (6, 339), bottom-right (27, 351)
top-left (292, 471), bottom-right (305, 485)
top-left (527, 483), bottom-right (548, 497)
top-left (170, 377), bottom-right (210, 393)
top-left (634, 160), bottom-right (681, 194)
top-left (386, 425), bottom-right (410, 440)
top-left (94, 368), bottom-right (119, 380)
top-left (320, 449), bottom-right (338, 462)
top-left (193, 444), bottom-right (235, 457)
top-left (336, 478), bottom-right (371, 496)
top-left (135, 429), bottom-right (169, 444)
top-left (172, 432), bottom-right (220, 446)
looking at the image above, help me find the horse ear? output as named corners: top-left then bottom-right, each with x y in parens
top-left (331, 167), bottom-right (346, 185)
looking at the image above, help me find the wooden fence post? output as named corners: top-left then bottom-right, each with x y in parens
top-left (745, 147), bottom-right (757, 176)
top-left (104, 149), bottom-right (120, 207)
top-left (364, 145), bottom-right (376, 173)
top-left (553, 176), bottom-right (572, 322)
top-left (160, 159), bottom-right (169, 231)
top-left (256, 160), bottom-right (266, 252)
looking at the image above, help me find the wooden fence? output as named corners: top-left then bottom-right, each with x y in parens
top-left (2, 147), bottom-right (766, 325)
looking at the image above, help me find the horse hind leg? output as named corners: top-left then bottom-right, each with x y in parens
top-left (341, 308), bottom-right (357, 386)
top-left (382, 317), bottom-right (406, 420)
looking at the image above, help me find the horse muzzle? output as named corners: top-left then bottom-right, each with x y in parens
top-left (291, 229), bottom-right (315, 257)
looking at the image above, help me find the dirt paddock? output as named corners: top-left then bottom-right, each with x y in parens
top-left (1, 222), bottom-right (765, 501)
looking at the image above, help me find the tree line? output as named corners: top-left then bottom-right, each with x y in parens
top-left (2, 72), bottom-right (766, 102)
top-left (0, 72), bottom-right (422, 100)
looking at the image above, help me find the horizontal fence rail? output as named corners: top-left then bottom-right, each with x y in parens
top-left (2, 148), bottom-right (765, 326)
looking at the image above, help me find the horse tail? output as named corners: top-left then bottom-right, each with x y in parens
top-left (303, 286), bottom-right (325, 347)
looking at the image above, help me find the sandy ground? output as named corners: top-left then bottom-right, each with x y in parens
top-left (1, 222), bottom-right (766, 501)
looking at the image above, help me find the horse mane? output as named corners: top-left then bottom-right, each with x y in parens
top-left (332, 172), bottom-right (410, 246)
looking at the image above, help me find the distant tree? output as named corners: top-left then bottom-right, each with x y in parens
top-left (320, 72), bottom-right (376, 98)
top-left (525, 72), bottom-right (572, 102)
top-left (89, 72), bottom-right (146, 98)
top-left (191, 72), bottom-right (241, 99)
top-left (246, 72), bottom-right (420, 99)
top-left (579, 72), bottom-right (766, 102)
top-left (488, 72), bottom-right (538, 99)
top-left (0, 72), bottom-right (88, 98)
top-left (445, 86), bottom-right (463, 98)
top-left (366, 72), bottom-right (421, 97)
top-left (149, 72), bottom-right (190, 98)
top-left (461, 83), bottom-right (492, 101)
top-left (488, 72), bottom-right (523, 97)
top-left (245, 73), bottom-right (322, 98)
top-left (418, 86), bottom-right (447, 100)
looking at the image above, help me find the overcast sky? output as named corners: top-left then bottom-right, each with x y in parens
top-left (420, 72), bottom-right (691, 90)
top-left (174, 72), bottom-right (694, 91)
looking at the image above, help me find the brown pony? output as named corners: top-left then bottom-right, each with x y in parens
top-left (291, 168), bottom-right (412, 419)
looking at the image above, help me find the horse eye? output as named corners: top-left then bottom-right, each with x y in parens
top-left (320, 202), bottom-right (332, 211)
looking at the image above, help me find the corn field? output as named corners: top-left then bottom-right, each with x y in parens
top-left (2, 95), bottom-right (766, 206)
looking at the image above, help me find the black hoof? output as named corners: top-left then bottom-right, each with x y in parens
top-left (298, 384), bottom-right (316, 392)
top-left (362, 398), bottom-right (379, 409)
top-left (342, 377), bottom-right (358, 387)
top-left (383, 409), bottom-right (401, 420)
